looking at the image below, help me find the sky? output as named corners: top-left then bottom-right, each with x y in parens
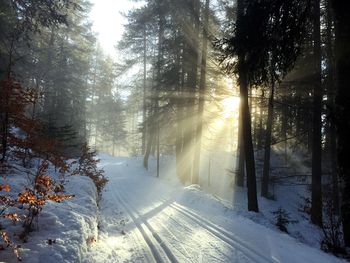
top-left (89, 0), bottom-right (144, 57)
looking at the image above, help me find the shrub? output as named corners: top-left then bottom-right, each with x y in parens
top-left (0, 231), bottom-right (21, 261)
top-left (0, 161), bottom-right (74, 259)
top-left (73, 144), bottom-right (107, 194)
top-left (1, 183), bottom-right (22, 261)
top-left (298, 196), bottom-right (311, 215)
top-left (321, 198), bottom-right (347, 256)
top-left (19, 161), bottom-right (74, 236)
top-left (272, 207), bottom-right (298, 233)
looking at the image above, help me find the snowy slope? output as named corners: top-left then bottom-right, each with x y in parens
top-left (0, 171), bottom-right (99, 263)
top-left (149, 149), bottom-right (324, 249)
top-left (84, 154), bottom-right (343, 263)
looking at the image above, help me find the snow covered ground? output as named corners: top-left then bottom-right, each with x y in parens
top-left (83, 153), bottom-right (343, 263)
top-left (1, 153), bottom-right (344, 262)
top-left (0, 165), bottom-right (99, 263)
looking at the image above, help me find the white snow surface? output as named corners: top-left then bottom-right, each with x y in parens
top-left (0, 165), bottom-right (99, 263)
top-left (83, 153), bottom-right (343, 263)
top-left (1, 153), bottom-right (344, 262)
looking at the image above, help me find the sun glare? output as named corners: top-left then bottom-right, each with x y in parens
top-left (90, 0), bottom-right (145, 57)
top-left (221, 96), bottom-right (240, 118)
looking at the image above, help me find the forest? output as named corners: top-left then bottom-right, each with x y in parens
top-left (0, 0), bottom-right (349, 262)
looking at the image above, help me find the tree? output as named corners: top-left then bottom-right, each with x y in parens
top-left (261, 77), bottom-right (275, 198)
top-left (0, 0), bottom-right (77, 161)
top-left (120, 0), bottom-right (219, 183)
top-left (232, 0), bottom-right (259, 211)
top-left (118, 5), bottom-right (155, 157)
top-left (310, 0), bottom-right (323, 227)
top-left (86, 46), bottom-right (126, 154)
top-left (143, 0), bottom-right (165, 171)
top-left (324, 0), bottom-right (339, 215)
top-left (0, 0), bottom-right (74, 76)
top-left (0, 78), bottom-right (27, 161)
top-left (0, 0), bottom-right (96, 157)
top-left (330, 0), bottom-right (350, 247)
top-left (217, 0), bottom-right (310, 211)
top-left (193, 0), bottom-right (210, 184)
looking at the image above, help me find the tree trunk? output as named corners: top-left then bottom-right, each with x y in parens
top-left (155, 5), bottom-right (165, 178)
top-left (281, 94), bottom-right (288, 164)
top-left (257, 90), bottom-right (264, 151)
top-left (310, 0), bottom-right (323, 227)
top-left (157, 122), bottom-right (160, 177)
top-left (180, 0), bottom-right (200, 184)
top-left (239, 69), bottom-right (259, 212)
top-left (236, 0), bottom-right (259, 212)
top-left (234, 0), bottom-right (245, 188)
top-left (142, 25), bottom-right (147, 155)
top-left (145, 4), bottom-right (164, 171)
top-left (193, 0), bottom-right (209, 185)
top-left (1, 33), bottom-right (16, 162)
top-left (176, 106), bottom-right (184, 182)
top-left (235, 102), bottom-right (245, 187)
top-left (325, 0), bottom-right (339, 215)
top-left (143, 129), bottom-right (155, 170)
top-left (331, 0), bottom-right (350, 247)
top-left (176, 42), bottom-right (186, 184)
top-left (1, 110), bottom-right (9, 162)
top-left (261, 83), bottom-right (275, 198)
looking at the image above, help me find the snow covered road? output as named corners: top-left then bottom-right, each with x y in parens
top-left (84, 155), bottom-right (343, 263)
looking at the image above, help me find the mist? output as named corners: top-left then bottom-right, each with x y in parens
top-left (0, 0), bottom-right (349, 261)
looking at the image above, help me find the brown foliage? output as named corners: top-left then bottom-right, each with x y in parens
top-left (0, 77), bottom-right (63, 166)
top-left (73, 144), bottom-right (107, 194)
top-left (0, 77), bottom-right (27, 161)
top-left (0, 231), bottom-right (22, 261)
top-left (19, 161), bottom-right (75, 235)
top-left (2, 213), bottom-right (20, 222)
top-left (0, 77), bottom-right (89, 259)
top-left (0, 184), bottom-right (11, 192)
top-left (0, 161), bottom-right (75, 260)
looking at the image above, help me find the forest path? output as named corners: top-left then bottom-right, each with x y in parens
top-left (84, 155), bottom-right (342, 263)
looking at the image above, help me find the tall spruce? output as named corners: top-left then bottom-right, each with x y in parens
top-left (330, 0), bottom-right (350, 247)
top-left (310, 0), bottom-right (323, 227)
top-left (193, 0), bottom-right (210, 185)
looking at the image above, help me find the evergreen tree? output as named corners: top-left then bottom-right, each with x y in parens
top-left (330, 0), bottom-right (350, 247)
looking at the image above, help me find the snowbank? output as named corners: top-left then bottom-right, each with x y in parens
top-left (0, 173), bottom-right (99, 263)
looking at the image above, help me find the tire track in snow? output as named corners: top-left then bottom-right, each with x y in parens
top-left (118, 189), bottom-right (197, 263)
top-left (151, 206), bottom-right (235, 262)
top-left (104, 160), bottom-right (273, 262)
top-left (101, 185), bottom-right (153, 262)
top-left (138, 215), bottom-right (195, 263)
top-left (168, 202), bottom-right (277, 263)
top-left (121, 181), bottom-right (272, 263)
top-left (149, 202), bottom-right (259, 263)
top-left (113, 186), bottom-right (179, 263)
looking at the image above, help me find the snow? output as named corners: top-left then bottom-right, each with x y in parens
top-left (0, 166), bottom-right (99, 263)
top-left (83, 153), bottom-right (343, 263)
top-left (1, 152), bottom-right (344, 262)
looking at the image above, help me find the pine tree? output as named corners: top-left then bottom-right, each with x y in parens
top-left (330, 0), bottom-right (350, 247)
